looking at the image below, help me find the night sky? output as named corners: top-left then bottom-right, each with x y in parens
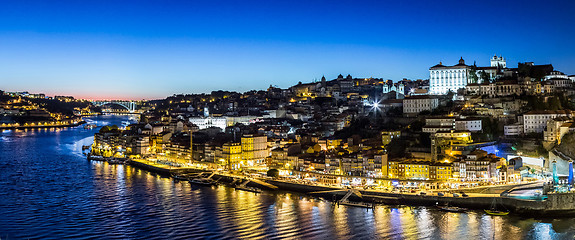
top-left (1, 0), bottom-right (574, 99)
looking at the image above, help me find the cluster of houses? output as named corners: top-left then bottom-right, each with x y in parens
top-left (92, 55), bottom-right (575, 184)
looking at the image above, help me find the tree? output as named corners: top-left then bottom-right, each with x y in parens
top-left (548, 96), bottom-right (562, 110)
top-left (99, 125), bottom-right (119, 133)
top-left (386, 138), bottom-right (408, 158)
top-left (446, 90), bottom-right (455, 100)
top-left (468, 64), bottom-right (479, 83)
top-left (267, 169), bottom-right (279, 178)
top-left (479, 70), bottom-right (490, 83)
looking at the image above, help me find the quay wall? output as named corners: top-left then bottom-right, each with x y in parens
top-left (96, 160), bottom-right (575, 216)
top-left (0, 121), bottom-right (85, 130)
top-left (265, 179), bottom-right (575, 216)
top-left (446, 183), bottom-right (534, 194)
top-left (505, 193), bottom-right (575, 216)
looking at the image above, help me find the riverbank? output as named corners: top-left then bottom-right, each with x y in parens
top-left (264, 179), bottom-right (575, 217)
top-left (86, 155), bottom-right (575, 217)
top-left (0, 120), bottom-right (85, 130)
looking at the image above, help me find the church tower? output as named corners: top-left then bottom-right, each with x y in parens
top-left (490, 55), bottom-right (506, 68)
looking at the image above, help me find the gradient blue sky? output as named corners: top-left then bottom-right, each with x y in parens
top-left (1, 0), bottom-right (575, 100)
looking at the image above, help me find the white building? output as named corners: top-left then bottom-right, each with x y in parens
top-left (189, 115), bottom-right (265, 130)
top-left (548, 78), bottom-right (572, 89)
top-left (545, 71), bottom-right (570, 80)
top-left (189, 117), bottom-right (227, 130)
top-left (490, 55), bottom-right (506, 68)
top-left (429, 57), bottom-right (469, 95)
top-left (403, 96), bottom-right (439, 116)
top-left (455, 118), bottom-right (482, 132)
top-left (504, 124), bottom-right (523, 136)
top-left (543, 117), bottom-right (573, 144)
top-left (382, 81), bottom-right (405, 95)
top-left (523, 110), bottom-right (571, 133)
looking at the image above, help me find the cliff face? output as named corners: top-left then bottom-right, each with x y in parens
top-left (557, 132), bottom-right (575, 159)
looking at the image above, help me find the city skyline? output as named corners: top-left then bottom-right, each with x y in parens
top-left (2, 0), bottom-right (575, 100)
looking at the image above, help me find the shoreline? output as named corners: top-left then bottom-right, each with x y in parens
top-left (86, 155), bottom-right (575, 217)
top-left (0, 121), bottom-right (86, 130)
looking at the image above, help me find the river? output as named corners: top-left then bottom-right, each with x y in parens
top-left (0, 115), bottom-right (574, 239)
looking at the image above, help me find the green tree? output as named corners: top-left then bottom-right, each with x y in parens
top-left (479, 70), bottom-right (490, 83)
top-left (548, 96), bottom-right (562, 110)
top-left (99, 125), bottom-right (119, 133)
top-left (468, 64), bottom-right (479, 83)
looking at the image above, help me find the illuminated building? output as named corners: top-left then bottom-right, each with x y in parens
top-left (375, 154), bottom-right (388, 178)
top-left (222, 142), bottom-right (242, 170)
top-left (387, 160), bottom-right (400, 179)
top-left (381, 131), bottom-right (401, 146)
top-left (400, 160), bottom-right (430, 180)
top-left (431, 130), bottom-right (472, 161)
top-left (523, 110), bottom-right (571, 133)
top-left (429, 58), bottom-right (470, 95)
top-left (403, 95), bottom-right (439, 116)
top-left (429, 163), bottom-right (452, 181)
top-left (268, 144), bottom-right (300, 170)
top-left (241, 134), bottom-right (268, 167)
top-left (453, 150), bottom-right (504, 182)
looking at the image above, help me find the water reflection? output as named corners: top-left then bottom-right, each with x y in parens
top-left (1, 115), bottom-right (575, 239)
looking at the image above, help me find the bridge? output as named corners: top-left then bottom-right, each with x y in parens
top-left (91, 100), bottom-right (137, 112)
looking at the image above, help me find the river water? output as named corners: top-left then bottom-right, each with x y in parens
top-left (0, 115), bottom-right (574, 240)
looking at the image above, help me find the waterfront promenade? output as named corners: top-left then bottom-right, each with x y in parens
top-left (0, 120), bottom-right (84, 130)
top-left (110, 156), bottom-right (567, 215)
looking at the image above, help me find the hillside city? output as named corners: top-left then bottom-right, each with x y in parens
top-left (3, 55), bottom-right (575, 190)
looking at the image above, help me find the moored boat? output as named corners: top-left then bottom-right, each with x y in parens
top-left (189, 178), bottom-right (215, 186)
top-left (437, 205), bottom-right (467, 213)
top-left (171, 173), bottom-right (189, 181)
top-left (235, 186), bottom-right (262, 193)
top-left (484, 209), bottom-right (510, 216)
top-left (339, 200), bottom-right (374, 208)
top-left (484, 197), bottom-right (510, 216)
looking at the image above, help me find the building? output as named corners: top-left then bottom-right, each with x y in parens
top-left (490, 55), bottom-right (506, 68)
top-left (429, 163), bottom-right (453, 181)
top-left (523, 110), bottom-right (571, 133)
top-left (402, 161), bottom-right (430, 180)
top-left (381, 130), bottom-right (401, 146)
top-left (222, 142), bottom-right (242, 170)
top-left (189, 116), bottom-right (227, 130)
top-left (382, 80), bottom-right (405, 95)
top-left (241, 134), bottom-right (268, 167)
top-left (465, 80), bottom-right (522, 97)
top-left (403, 96), bottom-right (439, 116)
top-left (423, 116), bottom-right (455, 133)
top-left (543, 117), bottom-right (574, 146)
top-left (387, 160), bottom-right (400, 179)
top-left (455, 118), bottom-right (482, 132)
top-left (504, 124), bottom-right (524, 136)
top-left (375, 154), bottom-right (388, 178)
top-left (545, 71), bottom-right (570, 81)
top-left (432, 130), bottom-right (473, 160)
top-left (455, 150), bottom-right (504, 182)
top-left (429, 58), bottom-right (470, 95)
top-left (268, 144), bottom-right (301, 170)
